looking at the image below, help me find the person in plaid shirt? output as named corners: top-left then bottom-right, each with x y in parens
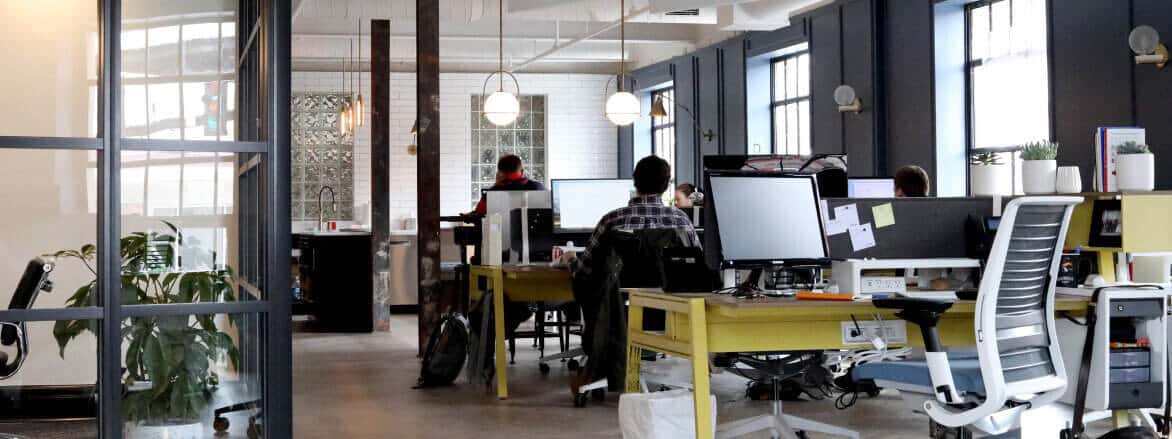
top-left (564, 156), bottom-right (700, 277)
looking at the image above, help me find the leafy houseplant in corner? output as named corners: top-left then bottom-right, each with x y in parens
top-left (50, 221), bottom-right (239, 439)
top-left (970, 151), bottom-right (1007, 196)
top-left (1116, 141), bottom-right (1155, 192)
top-left (1020, 140), bottom-right (1059, 194)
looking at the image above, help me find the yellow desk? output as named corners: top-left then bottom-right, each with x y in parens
top-left (623, 289), bottom-right (1090, 439)
top-left (469, 264), bottom-right (574, 399)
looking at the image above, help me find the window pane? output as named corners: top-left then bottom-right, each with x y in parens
top-left (970, 5), bottom-right (990, 61)
top-left (786, 58), bottom-right (798, 98)
top-left (122, 151), bottom-right (239, 301)
top-left (969, 0), bottom-right (1049, 149)
top-left (798, 100), bottom-right (811, 156)
top-left (0, 150), bottom-right (98, 309)
top-left (0, 1), bottom-right (98, 137)
top-left (796, 54), bottom-right (810, 97)
top-left (0, 319), bottom-right (99, 434)
top-left (773, 61), bottom-right (786, 101)
top-left (148, 82), bottom-right (183, 139)
top-left (772, 107), bottom-right (785, 154)
top-left (183, 22), bottom-right (222, 75)
top-left (121, 313), bottom-right (263, 437)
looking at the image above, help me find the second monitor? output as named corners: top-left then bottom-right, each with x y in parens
top-left (551, 179), bottom-right (636, 231)
top-left (847, 177), bottom-right (895, 198)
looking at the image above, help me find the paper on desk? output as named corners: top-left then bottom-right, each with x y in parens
top-left (872, 203), bottom-right (895, 229)
top-left (848, 222), bottom-right (876, 251)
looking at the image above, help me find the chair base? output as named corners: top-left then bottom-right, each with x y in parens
top-left (715, 411), bottom-right (860, 439)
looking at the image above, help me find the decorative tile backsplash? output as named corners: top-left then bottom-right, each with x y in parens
top-left (470, 95), bottom-right (547, 207)
top-left (291, 93), bottom-right (355, 221)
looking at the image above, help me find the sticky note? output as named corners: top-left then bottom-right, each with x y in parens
top-left (849, 223), bottom-right (876, 252)
top-left (834, 204), bottom-right (861, 227)
top-left (872, 203), bottom-right (895, 229)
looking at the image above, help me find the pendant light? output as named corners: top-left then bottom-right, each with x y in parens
top-left (347, 38), bottom-right (357, 131)
top-left (337, 40), bottom-right (351, 136)
top-left (353, 19), bottom-right (366, 127)
top-left (481, 0), bottom-right (520, 126)
top-left (604, 0), bottom-right (640, 126)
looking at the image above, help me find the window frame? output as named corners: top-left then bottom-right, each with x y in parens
top-left (650, 87), bottom-right (676, 172)
top-left (769, 50), bottom-right (811, 156)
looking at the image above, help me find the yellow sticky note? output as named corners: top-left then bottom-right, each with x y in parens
top-left (872, 203), bottom-right (895, 229)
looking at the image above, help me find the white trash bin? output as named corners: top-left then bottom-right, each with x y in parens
top-left (618, 390), bottom-right (717, 439)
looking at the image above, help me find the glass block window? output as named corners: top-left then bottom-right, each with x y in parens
top-left (470, 95), bottom-right (547, 208)
top-left (290, 93), bottom-right (355, 221)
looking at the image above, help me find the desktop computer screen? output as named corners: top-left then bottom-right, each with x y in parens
top-left (847, 178), bottom-right (895, 198)
top-left (707, 173), bottom-right (829, 265)
top-left (551, 179), bottom-right (635, 231)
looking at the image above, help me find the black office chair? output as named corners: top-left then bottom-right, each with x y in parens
top-left (1, 259), bottom-right (54, 379)
top-left (570, 228), bottom-right (692, 407)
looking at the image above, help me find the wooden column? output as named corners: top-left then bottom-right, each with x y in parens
top-left (371, 20), bottom-right (391, 331)
top-left (416, 0), bottom-right (443, 352)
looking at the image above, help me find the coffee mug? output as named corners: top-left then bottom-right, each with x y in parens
top-left (1056, 166), bottom-right (1082, 193)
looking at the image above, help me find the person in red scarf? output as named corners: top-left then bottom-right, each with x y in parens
top-left (462, 154), bottom-right (546, 219)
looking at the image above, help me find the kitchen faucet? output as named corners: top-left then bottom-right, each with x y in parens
top-left (318, 186), bottom-right (337, 231)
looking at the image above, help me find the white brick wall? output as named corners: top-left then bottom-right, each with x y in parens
top-left (292, 72), bottom-right (618, 228)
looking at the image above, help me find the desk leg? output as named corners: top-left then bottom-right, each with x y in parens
top-left (625, 302), bottom-right (644, 394)
top-left (493, 271), bottom-right (508, 400)
top-left (688, 299), bottom-right (713, 439)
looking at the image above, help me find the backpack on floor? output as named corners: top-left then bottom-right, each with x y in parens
top-left (416, 313), bottom-right (470, 388)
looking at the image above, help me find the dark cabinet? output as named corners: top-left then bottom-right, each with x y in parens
top-left (295, 232), bottom-right (373, 333)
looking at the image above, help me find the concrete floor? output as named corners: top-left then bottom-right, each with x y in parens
top-left (292, 315), bottom-right (1114, 438)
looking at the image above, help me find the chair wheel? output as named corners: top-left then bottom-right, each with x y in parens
top-left (567, 359), bottom-right (580, 370)
top-left (573, 393), bottom-right (588, 407)
top-left (539, 363), bottom-right (551, 375)
top-left (795, 431), bottom-right (809, 439)
top-left (591, 388), bottom-right (605, 402)
top-left (213, 417), bottom-right (230, 432)
top-left (866, 388), bottom-right (881, 397)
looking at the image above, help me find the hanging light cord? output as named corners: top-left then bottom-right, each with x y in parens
top-left (499, 0), bottom-right (504, 92)
top-left (619, 0), bottom-right (625, 92)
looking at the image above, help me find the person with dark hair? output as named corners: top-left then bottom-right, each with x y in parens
top-left (894, 165), bottom-right (930, 197)
top-left (462, 154), bottom-right (546, 218)
top-left (562, 156), bottom-right (700, 277)
top-left (673, 183), bottom-right (703, 208)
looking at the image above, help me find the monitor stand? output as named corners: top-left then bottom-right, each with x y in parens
top-left (734, 268), bottom-right (765, 297)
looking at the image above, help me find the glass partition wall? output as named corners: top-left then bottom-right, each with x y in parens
top-left (0, 0), bottom-right (289, 437)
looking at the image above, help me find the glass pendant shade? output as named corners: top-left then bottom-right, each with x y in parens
top-left (483, 90), bottom-right (520, 126)
top-left (337, 101), bottom-right (350, 135)
top-left (354, 94), bottom-right (365, 127)
top-left (605, 91), bottom-right (640, 126)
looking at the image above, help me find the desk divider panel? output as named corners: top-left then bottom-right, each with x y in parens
top-left (823, 197), bottom-right (994, 259)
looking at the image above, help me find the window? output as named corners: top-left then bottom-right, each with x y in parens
top-left (651, 88), bottom-right (676, 182)
top-left (966, 0), bottom-right (1050, 194)
top-left (470, 95), bottom-right (547, 208)
top-left (771, 48), bottom-right (810, 156)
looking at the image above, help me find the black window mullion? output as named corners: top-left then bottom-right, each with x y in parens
top-left (98, 0), bottom-right (123, 436)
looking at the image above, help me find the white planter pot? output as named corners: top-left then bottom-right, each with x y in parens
top-left (124, 421), bottom-right (203, 439)
top-left (970, 164), bottom-right (1007, 196)
top-left (1022, 159), bottom-right (1057, 194)
top-left (1116, 153), bottom-right (1155, 192)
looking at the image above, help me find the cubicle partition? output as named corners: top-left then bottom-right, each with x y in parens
top-left (822, 197), bottom-right (994, 259)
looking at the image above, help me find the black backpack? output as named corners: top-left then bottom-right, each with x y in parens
top-left (416, 313), bottom-right (469, 388)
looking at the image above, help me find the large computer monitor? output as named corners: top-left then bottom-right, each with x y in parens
top-left (551, 179), bottom-right (635, 231)
top-left (706, 172), bottom-right (829, 267)
top-left (848, 177), bottom-right (895, 198)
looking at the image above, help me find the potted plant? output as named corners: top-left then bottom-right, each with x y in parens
top-left (1116, 141), bottom-right (1155, 192)
top-left (1020, 140), bottom-right (1059, 194)
top-left (49, 222), bottom-right (239, 438)
top-left (970, 151), bottom-right (1007, 196)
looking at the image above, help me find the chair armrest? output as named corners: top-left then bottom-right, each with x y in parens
top-left (872, 297), bottom-right (955, 352)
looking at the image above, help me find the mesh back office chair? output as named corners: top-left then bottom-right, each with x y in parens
top-left (0, 259), bottom-right (56, 439)
top-left (853, 196), bottom-right (1082, 437)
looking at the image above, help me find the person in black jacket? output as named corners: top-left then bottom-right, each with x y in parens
top-left (462, 154), bottom-right (546, 219)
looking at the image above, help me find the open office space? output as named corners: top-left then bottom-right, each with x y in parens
top-left (1, 0), bottom-right (1172, 438)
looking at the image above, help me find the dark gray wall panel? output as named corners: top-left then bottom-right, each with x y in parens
top-left (673, 57), bottom-right (698, 186)
top-left (696, 46), bottom-right (723, 166)
top-left (1050, 0), bottom-right (1133, 189)
top-left (631, 63), bottom-right (673, 90)
top-left (810, 8), bottom-right (844, 156)
top-left (1133, 0), bottom-right (1172, 189)
top-left (842, 0), bottom-right (878, 176)
top-left (883, 0), bottom-right (935, 180)
top-left (720, 37), bottom-right (748, 155)
top-left (747, 21), bottom-right (809, 57)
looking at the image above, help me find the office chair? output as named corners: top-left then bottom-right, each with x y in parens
top-left (853, 196), bottom-right (1082, 438)
top-left (716, 352), bottom-right (860, 439)
top-left (1, 259), bottom-right (53, 379)
top-left (570, 228), bottom-right (689, 407)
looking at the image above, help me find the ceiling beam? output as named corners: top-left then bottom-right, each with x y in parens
top-left (508, 5), bottom-right (652, 72)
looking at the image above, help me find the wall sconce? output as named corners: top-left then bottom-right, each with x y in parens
top-left (407, 120), bottom-right (418, 155)
top-left (834, 85), bottom-right (862, 113)
top-left (649, 94), bottom-right (715, 142)
top-left (1130, 25), bottom-right (1167, 69)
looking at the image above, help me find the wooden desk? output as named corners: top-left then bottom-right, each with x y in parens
top-left (469, 265), bottom-right (574, 399)
top-left (623, 289), bottom-right (1089, 439)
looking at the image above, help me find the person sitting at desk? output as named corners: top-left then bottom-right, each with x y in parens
top-left (673, 183), bottom-right (704, 208)
top-left (561, 156), bottom-right (701, 276)
top-left (461, 154), bottom-right (546, 219)
top-left (894, 165), bottom-right (930, 197)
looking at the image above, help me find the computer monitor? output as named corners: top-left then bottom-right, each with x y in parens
top-left (551, 179), bottom-right (635, 231)
top-left (848, 178), bottom-right (895, 198)
top-left (706, 172), bottom-right (829, 267)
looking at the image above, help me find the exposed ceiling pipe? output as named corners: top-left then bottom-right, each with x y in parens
top-left (509, 5), bottom-right (651, 72)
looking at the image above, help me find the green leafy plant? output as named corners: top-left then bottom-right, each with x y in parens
top-left (970, 151), bottom-right (1003, 166)
top-left (50, 221), bottom-right (238, 425)
top-left (1020, 140), bottom-right (1059, 161)
top-left (1118, 141), bottom-right (1151, 155)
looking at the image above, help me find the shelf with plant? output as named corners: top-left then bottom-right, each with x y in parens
top-left (1116, 141), bottom-right (1156, 192)
top-left (49, 221), bottom-right (239, 431)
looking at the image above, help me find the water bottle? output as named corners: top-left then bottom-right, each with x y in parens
top-left (292, 274), bottom-right (301, 301)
